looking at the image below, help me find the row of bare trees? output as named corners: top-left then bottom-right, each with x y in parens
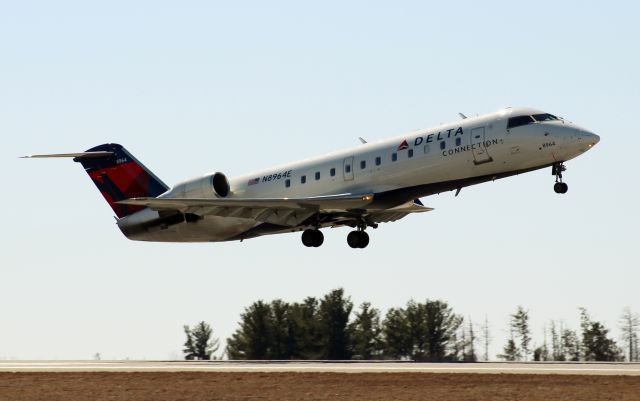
top-left (498, 306), bottom-right (636, 362)
top-left (182, 290), bottom-right (639, 362)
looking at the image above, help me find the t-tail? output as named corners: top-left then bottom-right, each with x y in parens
top-left (22, 143), bottom-right (168, 218)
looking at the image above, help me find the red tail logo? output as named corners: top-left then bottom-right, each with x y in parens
top-left (397, 139), bottom-right (409, 151)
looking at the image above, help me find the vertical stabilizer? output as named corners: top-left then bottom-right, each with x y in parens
top-left (73, 144), bottom-right (168, 218)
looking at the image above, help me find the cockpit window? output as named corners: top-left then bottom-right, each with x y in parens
top-left (532, 113), bottom-right (559, 122)
top-left (507, 115), bottom-right (535, 129)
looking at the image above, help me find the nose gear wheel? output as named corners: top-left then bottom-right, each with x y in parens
top-left (552, 162), bottom-right (568, 194)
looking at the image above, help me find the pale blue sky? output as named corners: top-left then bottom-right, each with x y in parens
top-left (1, 1), bottom-right (638, 359)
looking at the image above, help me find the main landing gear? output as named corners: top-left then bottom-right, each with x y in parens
top-left (347, 220), bottom-right (372, 249)
top-left (301, 229), bottom-right (324, 247)
top-left (552, 162), bottom-right (568, 194)
top-left (347, 230), bottom-right (369, 249)
top-left (301, 218), bottom-right (375, 249)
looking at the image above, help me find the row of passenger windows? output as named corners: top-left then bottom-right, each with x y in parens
top-left (284, 137), bottom-right (462, 187)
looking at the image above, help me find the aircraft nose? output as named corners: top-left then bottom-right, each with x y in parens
top-left (579, 130), bottom-right (599, 151)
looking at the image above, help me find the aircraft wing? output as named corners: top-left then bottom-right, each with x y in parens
top-left (118, 193), bottom-right (375, 211)
top-left (118, 194), bottom-right (433, 227)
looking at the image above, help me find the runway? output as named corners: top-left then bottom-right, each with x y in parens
top-left (0, 360), bottom-right (638, 375)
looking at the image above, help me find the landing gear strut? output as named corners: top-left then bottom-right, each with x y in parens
top-left (301, 229), bottom-right (324, 247)
top-left (552, 162), bottom-right (568, 194)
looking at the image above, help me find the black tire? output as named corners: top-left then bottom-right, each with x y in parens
top-left (347, 231), bottom-right (360, 248)
top-left (312, 230), bottom-right (324, 247)
top-left (560, 182), bottom-right (568, 194)
top-left (301, 229), bottom-right (315, 247)
top-left (554, 182), bottom-right (563, 193)
top-left (358, 231), bottom-right (369, 248)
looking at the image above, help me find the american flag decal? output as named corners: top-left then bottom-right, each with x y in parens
top-left (248, 177), bottom-right (260, 186)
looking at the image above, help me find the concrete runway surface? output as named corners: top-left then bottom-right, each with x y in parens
top-left (0, 360), bottom-right (638, 375)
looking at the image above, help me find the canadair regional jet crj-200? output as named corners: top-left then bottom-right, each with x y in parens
top-left (24, 107), bottom-right (599, 248)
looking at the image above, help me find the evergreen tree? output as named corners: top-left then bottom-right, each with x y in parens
top-left (423, 299), bottom-right (463, 361)
top-left (349, 302), bottom-right (383, 359)
top-left (269, 299), bottom-right (291, 359)
top-left (579, 308), bottom-right (623, 361)
top-left (619, 307), bottom-right (640, 362)
top-left (183, 321), bottom-right (219, 360)
top-left (511, 306), bottom-right (531, 361)
top-left (286, 297), bottom-right (322, 359)
top-left (561, 328), bottom-right (580, 361)
top-left (226, 301), bottom-right (273, 359)
top-left (382, 299), bottom-right (462, 361)
top-left (405, 301), bottom-right (427, 360)
top-left (382, 307), bottom-right (410, 359)
top-left (318, 288), bottom-right (353, 359)
top-left (498, 328), bottom-right (521, 361)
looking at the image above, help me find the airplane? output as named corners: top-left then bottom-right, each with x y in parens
top-left (23, 107), bottom-right (599, 249)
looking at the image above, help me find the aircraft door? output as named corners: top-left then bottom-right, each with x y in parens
top-left (470, 127), bottom-right (493, 165)
top-left (343, 156), bottom-right (354, 181)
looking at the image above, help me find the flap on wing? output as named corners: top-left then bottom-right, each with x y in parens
top-left (369, 200), bottom-right (434, 223)
top-left (117, 193), bottom-right (376, 212)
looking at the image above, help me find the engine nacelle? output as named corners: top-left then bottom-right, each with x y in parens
top-left (166, 172), bottom-right (231, 199)
top-left (210, 172), bottom-right (230, 197)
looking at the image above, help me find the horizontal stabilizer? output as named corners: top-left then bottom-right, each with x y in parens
top-left (21, 151), bottom-right (114, 159)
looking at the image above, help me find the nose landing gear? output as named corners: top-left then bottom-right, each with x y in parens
top-left (552, 162), bottom-right (568, 194)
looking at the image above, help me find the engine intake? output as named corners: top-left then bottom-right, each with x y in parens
top-left (211, 172), bottom-right (230, 197)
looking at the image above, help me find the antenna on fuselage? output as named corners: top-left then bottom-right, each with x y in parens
top-left (458, 113), bottom-right (467, 119)
top-left (358, 137), bottom-right (368, 144)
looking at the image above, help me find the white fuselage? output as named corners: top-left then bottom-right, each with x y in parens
top-left (118, 107), bottom-right (599, 242)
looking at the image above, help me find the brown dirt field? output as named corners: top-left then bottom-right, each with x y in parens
top-left (0, 372), bottom-right (638, 401)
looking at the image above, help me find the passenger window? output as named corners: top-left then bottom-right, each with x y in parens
top-left (345, 164), bottom-right (351, 173)
top-left (285, 179), bottom-right (290, 188)
top-left (301, 175), bottom-right (306, 184)
top-left (375, 156), bottom-right (381, 166)
top-left (424, 145), bottom-right (430, 154)
top-left (315, 171), bottom-right (320, 180)
top-left (455, 137), bottom-right (461, 146)
top-left (440, 141), bottom-right (446, 150)
top-left (408, 149), bottom-right (414, 158)
top-left (507, 115), bottom-right (535, 129)
top-left (392, 153), bottom-right (397, 162)
top-left (360, 160), bottom-right (366, 169)
top-left (330, 167), bottom-right (336, 177)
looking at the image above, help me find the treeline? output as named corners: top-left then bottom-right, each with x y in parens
top-left (183, 289), bottom-right (639, 362)
top-left (498, 306), bottom-right (631, 362)
top-left (224, 289), bottom-right (474, 361)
